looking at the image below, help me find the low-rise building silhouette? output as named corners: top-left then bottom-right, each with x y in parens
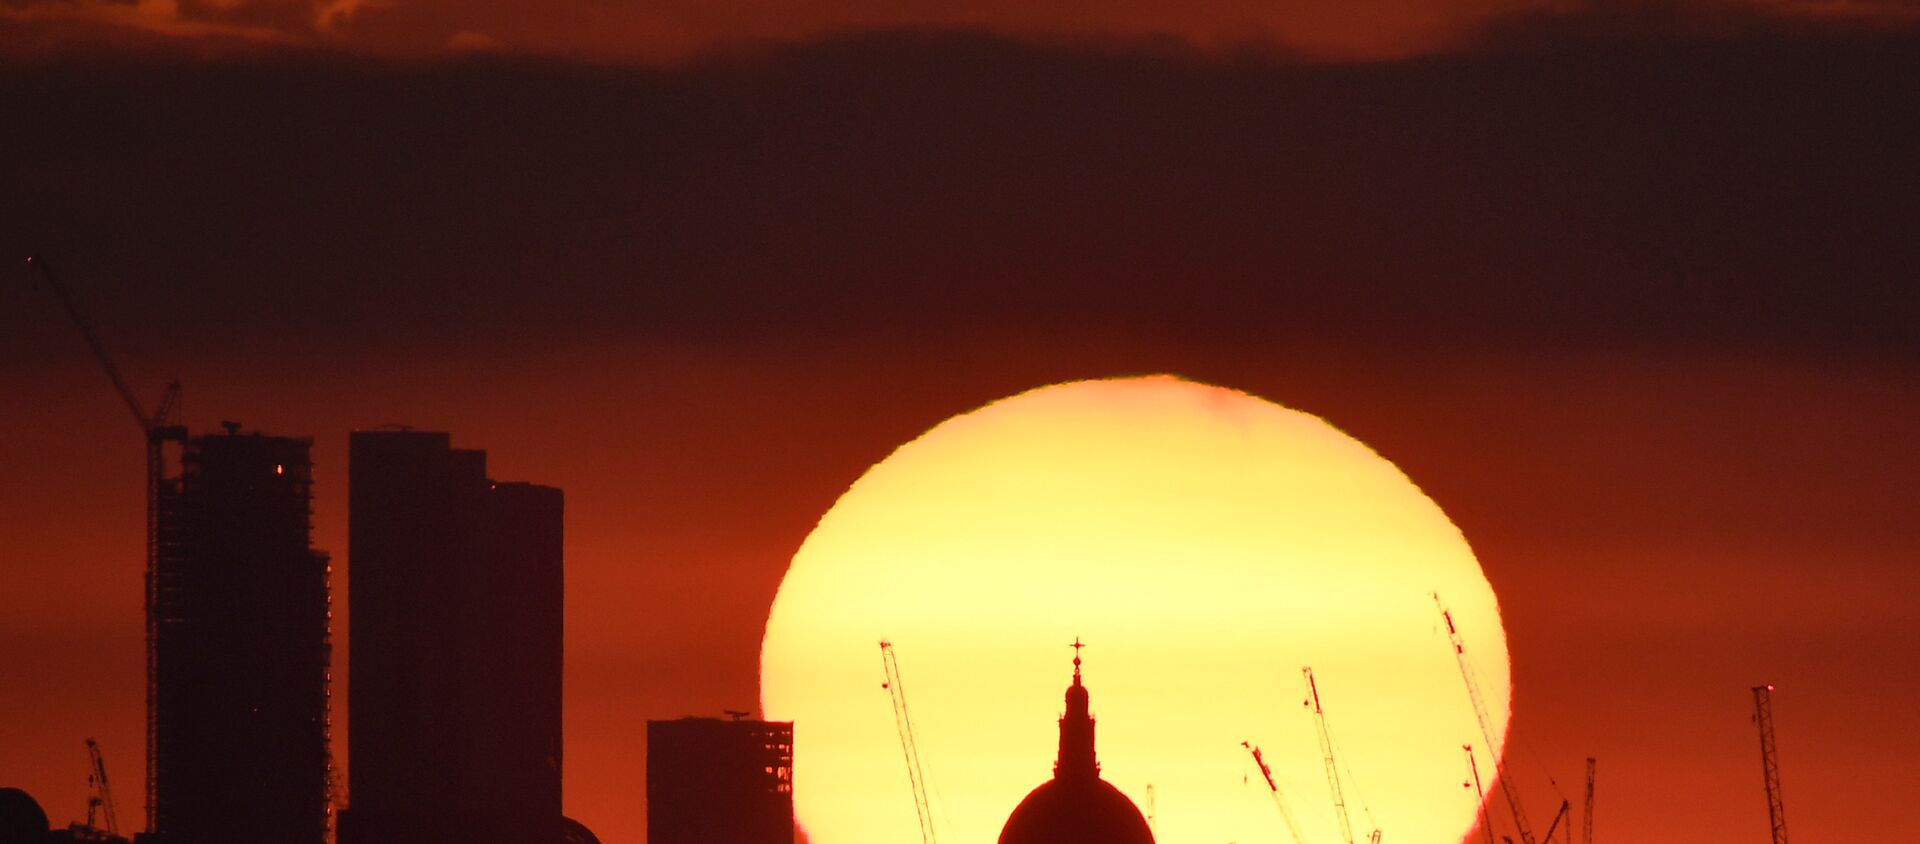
top-left (647, 716), bottom-right (794, 844)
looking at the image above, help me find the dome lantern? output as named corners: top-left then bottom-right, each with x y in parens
top-left (998, 642), bottom-right (1155, 844)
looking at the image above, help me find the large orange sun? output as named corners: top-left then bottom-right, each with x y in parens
top-left (760, 376), bottom-right (1508, 844)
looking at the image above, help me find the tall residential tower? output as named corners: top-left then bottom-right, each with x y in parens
top-left (341, 430), bottom-right (564, 844)
top-left (145, 429), bottom-right (332, 844)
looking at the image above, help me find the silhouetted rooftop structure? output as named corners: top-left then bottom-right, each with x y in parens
top-left (647, 716), bottom-right (794, 844)
top-left (999, 643), bottom-right (1154, 844)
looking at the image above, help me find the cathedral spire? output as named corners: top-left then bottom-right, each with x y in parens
top-left (1055, 637), bottom-right (1098, 780)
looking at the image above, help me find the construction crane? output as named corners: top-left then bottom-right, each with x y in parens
top-left (1582, 758), bottom-right (1595, 844)
top-left (1539, 800), bottom-right (1570, 844)
top-left (84, 738), bottom-right (119, 835)
top-left (1301, 667), bottom-right (1355, 844)
top-left (879, 641), bottom-right (936, 844)
top-left (1463, 745), bottom-right (1496, 844)
top-left (26, 255), bottom-right (185, 830)
top-left (1752, 685), bottom-right (1789, 844)
top-left (1145, 784), bottom-right (1157, 840)
top-left (1242, 742), bottom-right (1307, 844)
top-left (1435, 593), bottom-right (1537, 844)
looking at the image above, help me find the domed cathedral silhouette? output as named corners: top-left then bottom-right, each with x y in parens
top-left (999, 641), bottom-right (1155, 844)
top-left (0, 788), bottom-right (51, 844)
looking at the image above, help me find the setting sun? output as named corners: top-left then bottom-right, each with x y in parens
top-left (760, 376), bottom-right (1510, 844)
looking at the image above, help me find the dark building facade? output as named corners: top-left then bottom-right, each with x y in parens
top-left (341, 430), bottom-right (563, 844)
top-left (646, 717), bottom-right (794, 844)
top-left (147, 431), bottom-right (332, 844)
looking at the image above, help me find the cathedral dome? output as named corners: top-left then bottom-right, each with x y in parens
top-left (997, 644), bottom-right (1154, 844)
top-left (1000, 777), bottom-right (1154, 844)
top-left (0, 787), bottom-right (50, 844)
top-left (560, 816), bottom-right (603, 844)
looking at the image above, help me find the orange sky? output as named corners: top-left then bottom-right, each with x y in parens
top-left (2, 11), bottom-right (1918, 843)
top-left (2, 338), bottom-right (1913, 844)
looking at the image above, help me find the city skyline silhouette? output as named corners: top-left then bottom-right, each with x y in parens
top-left (4, 6), bottom-right (1917, 842)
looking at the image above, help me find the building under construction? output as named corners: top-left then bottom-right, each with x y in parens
top-left (647, 716), bottom-right (795, 844)
top-left (144, 429), bottom-right (332, 844)
top-left (340, 430), bottom-right (565, 844)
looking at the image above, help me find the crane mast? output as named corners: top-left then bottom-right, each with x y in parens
top-left (1540, 801), bottom-right (1570, 844)
top-left (1581, 758), bottom-right (1595, 844)
top-left (1302, 667), bottom-right (1355, 844)
top-left (880, 641), bottom-right (937, 844)
top-left (27, 256), bottom-right (185, 831)
top-left (1464, 745), bottom-right (1496, 844)
top-left (1242, 742), bottom-right (1308, 844)
top-left (1145, 784), bottom-right (1156, 840)
top-left (85, 738), bottom-right (119, 835)
top-left (1752, 685), bottom-right (1788, 844)
top-left (1435, 594), bottom-right (1536, 844)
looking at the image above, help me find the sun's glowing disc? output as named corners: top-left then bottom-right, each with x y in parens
top-left (761, 376), bottom-right (1508, 844)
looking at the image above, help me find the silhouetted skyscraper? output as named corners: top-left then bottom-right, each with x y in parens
top-left (146, 430), bottom-right (331, 844)
top-left (647, 717), bottom-right (794, 844)
top-left (341, 430), bottom-right (563, 844)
